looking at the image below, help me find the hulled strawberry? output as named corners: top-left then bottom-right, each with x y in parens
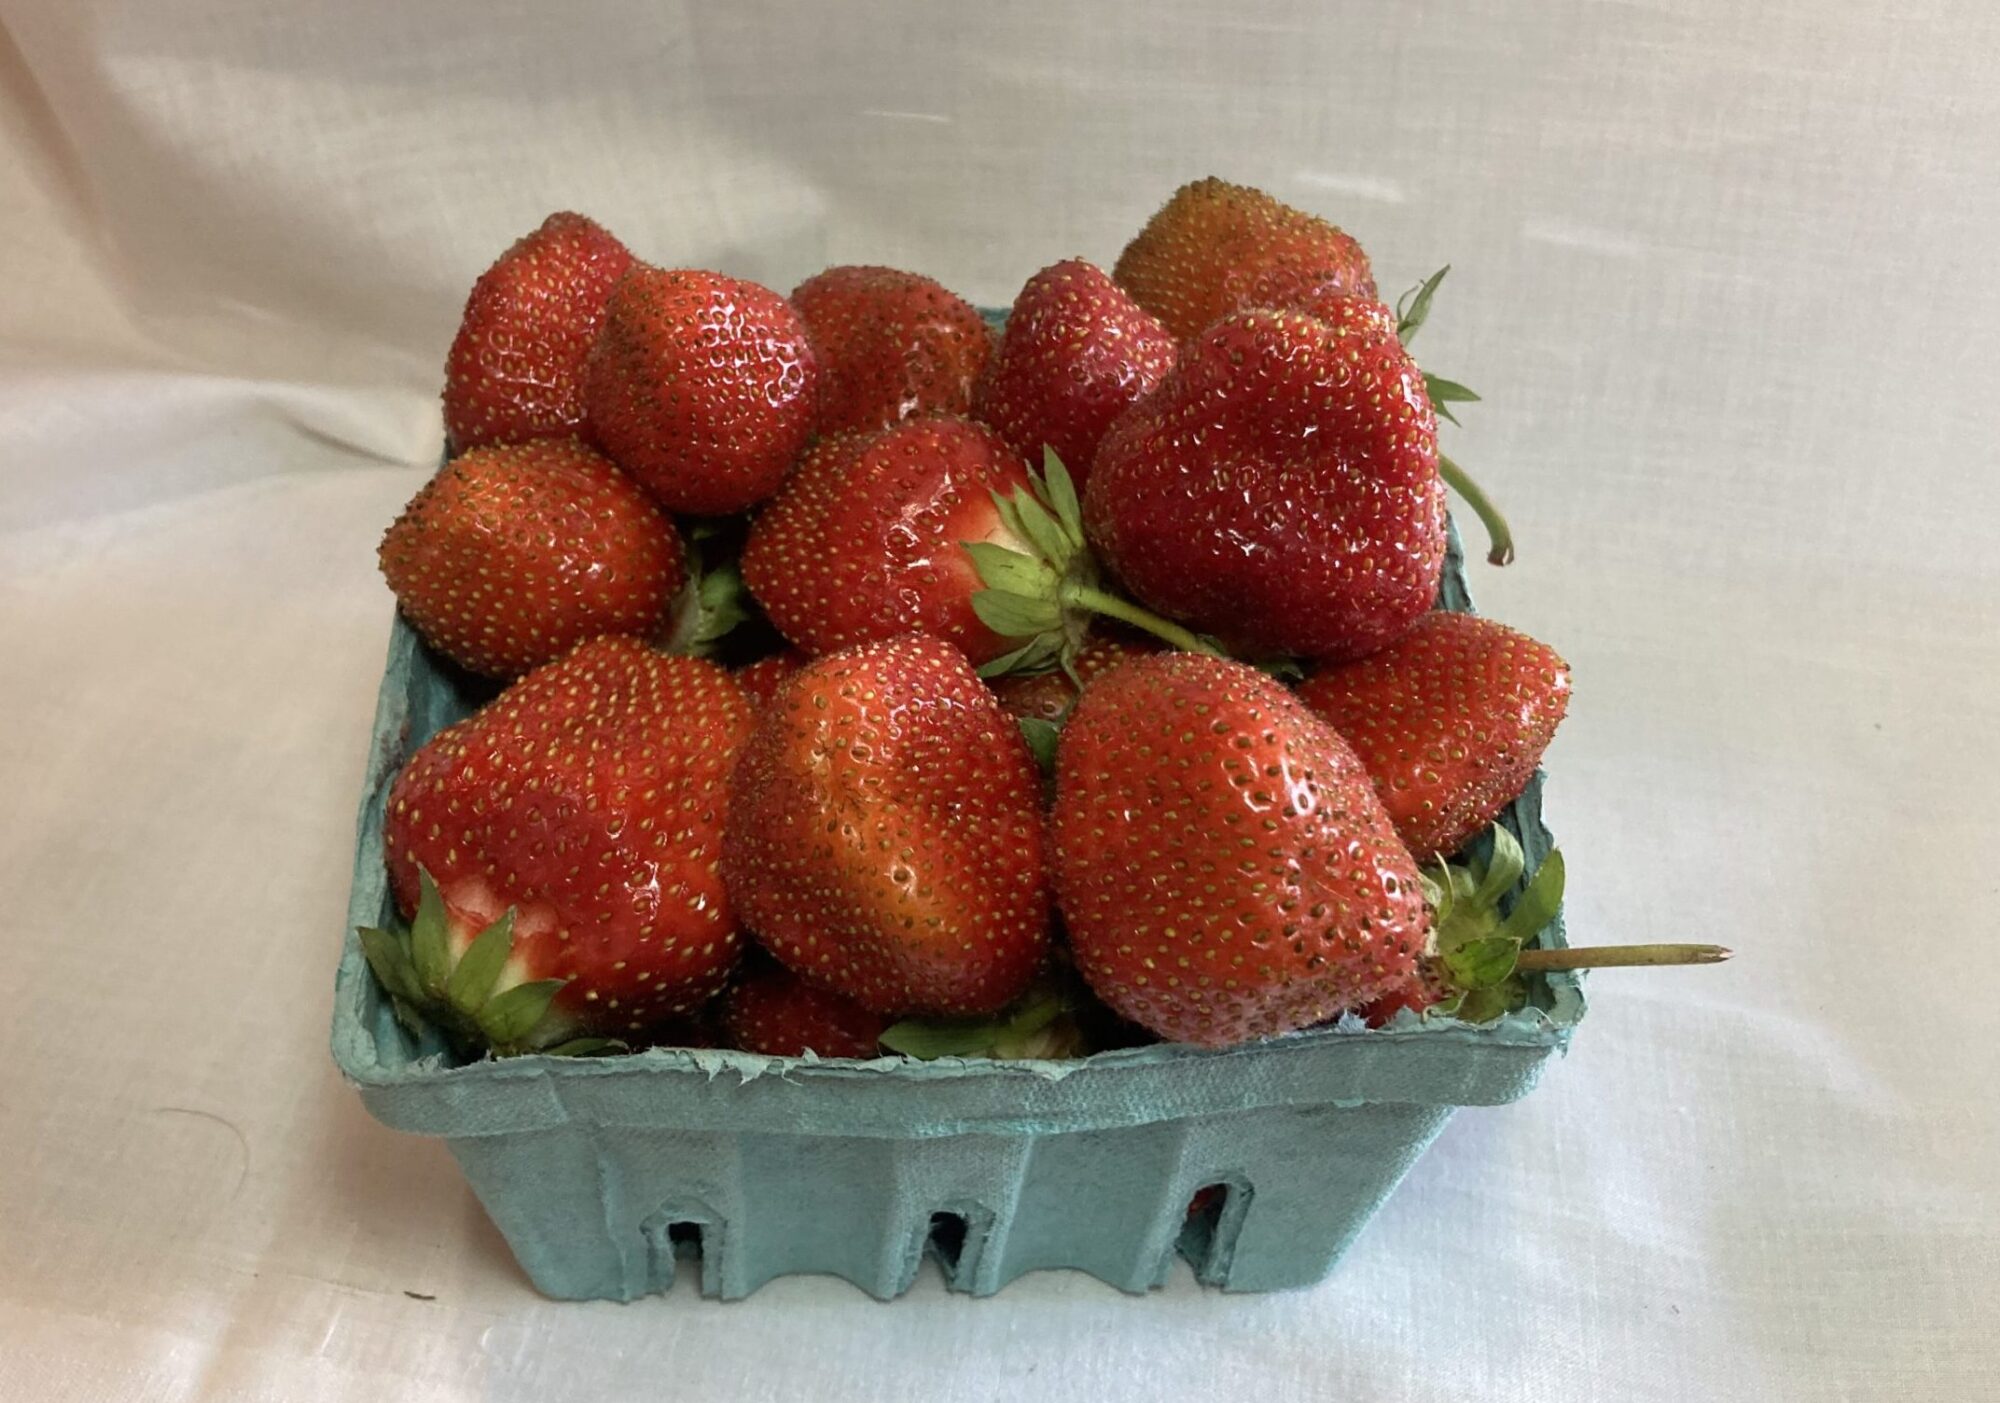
top-left (971, 259), bottom-right (1176, 488)
top-left (442, 212), bottom-right (635, 451)
top-left (583, 266), bottom-right (818, 514)
top-left (988, 630), bottom-right (1159, 723)
top-left (1296, 611), bottom-right (1571, 858)
top-left (1084, 305), bottom-right (1444, 661)
top-left (378, 438), bottom-right (684, 679)
top-left (740, 416), bottom-right (1037, 665)
top-left (722, 634), bottom-right (1051, 1016)
top-left (1112, 178), bottom-right (1376, 342)
top-left (362, 637), bottom-right (753, 1053)
top-left (722, 959), bottom-right (888, 1058)
top-left (1053, 652), bottom-right (1430, 1046)
top-left (791, 265), bottom-right (993, 436)
top-left (734, 649), bottom-right (807, 712)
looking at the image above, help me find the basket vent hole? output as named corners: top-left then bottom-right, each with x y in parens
top-left (666, 1221), bottom-right (704, 1266)
top-left (927, 1211), bottom-right (969, 1270)
top-left (1177, 1182), bottom-right (1243, 1277)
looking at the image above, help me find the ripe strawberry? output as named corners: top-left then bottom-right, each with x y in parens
top-left (734, 649), bottom-right (806, 712)
top-left (740, 416), bottom-right (1037, 665)
top-left (1053, 652), bottom-right (1430, 1046)
top-left (722, 959), bottom-right (888, 1058)
top-left (442, 212), bottom-right (635, 451)
top-left (1112, 178), bottom-right (1376, 342)
top-left (722, 635), bottom-right (1051, 1016)
top-left (1084, 305), bottom-right (1443, 660)
top-left (971, 259), bottom-right (1175, 488)
top-left (988, 631), bottom-right (1158, 723)
top-left (583, 266), bottom-right (818, 514)
top-left (1295, 611), bottom-right (1571, 858)
top-left (791, 266), bottom-right (993, 436)
top-left (364, 637), bottom-right (753, 1053)
top-left (378, 438), bottom-right (685, 679)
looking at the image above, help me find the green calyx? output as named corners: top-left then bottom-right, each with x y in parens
top-left (357, 868), bottom-right (621, 1059)
top-left (657, 521), bottom-right (758, 659)
top-left (967, 448), bottom-right (1224, 680)
top-left (1395, 266), bottom-right (1514, 567)
top-left (879, 984), bottom-right (1089, 1062)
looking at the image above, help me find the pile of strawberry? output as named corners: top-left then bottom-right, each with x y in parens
top-left (359, 178), bottom-right (1641, 1064)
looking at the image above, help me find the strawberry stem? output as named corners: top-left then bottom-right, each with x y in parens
top-left (1059, 582), bottom-right (1224, 657)
top-left (1515, 943), bottom-right (1731, 972)
top-left (1437, 453), bottom-right (1515, 566)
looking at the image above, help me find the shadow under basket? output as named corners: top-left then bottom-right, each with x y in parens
top-left (331, 520), bottom-right (1585, 1301)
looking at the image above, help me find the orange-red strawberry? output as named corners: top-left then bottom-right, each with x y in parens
top-left (1053, 652), bottom-right (1430, 1046)
top-left (378, 438), bottom-right (684, 679)
top-left (734, 649), bottom-right (807, 712)
top-left (1295, 611), bottom-right (1571, 858)
top-left (722, 635), bottom-right (1051, 1016)
top-left (722, 959), bottom-right (888, 1058)
top-left (988, 631), bottom-right (1159, 723)
top-left (367, 638), bottom-right (753, 1052)
top-left (791, 266), bottom-right (993, 436)
top-left (971, 259), bottom-right (1176, 488)
top-left (740, 416), bottom-right (1036, 665)
top-left (583, 266), bottom-right (818, 514)
top-left (1085, 305), bottom-right (1443, 660)
top-left (442, 213), bottom-right (634, 451)
top-left (1112, 178), bottom-right (1376, 342)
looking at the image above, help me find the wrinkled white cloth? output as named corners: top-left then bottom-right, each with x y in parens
top-left (2, 3), bottom-right (1995, 1400)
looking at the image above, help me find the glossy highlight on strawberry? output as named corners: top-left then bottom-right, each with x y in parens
top-left (792, 265), bottom-right (993, 436)
top-left (1054, 652), bottom-right (1430, 1046)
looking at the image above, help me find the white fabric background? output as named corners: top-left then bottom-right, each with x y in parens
top-left (3, 2), bottom-right (1995, 1398)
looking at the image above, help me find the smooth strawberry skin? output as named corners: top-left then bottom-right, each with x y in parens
top-left (791, 265), bottom-right (993, 437)
top-left (1296, 611), bottom-right (1571, 858)
top-left (1112, 177), bottom-right (1376, 342)
top-left (443, 212), bottom-right (634, 452)
top-left (583, 266), bottom-right (819, 515)
top-left (722, 635), bottom-right (1052, 1017)
top-left (723, 959), bottom-right (889, 1058)
top-left (971, 259), bottom-right (1176, 489)
top-left (378, 438), bottom-right (686, 680)
top-left (988, 631), bottom-right (1159, 723)
top-left (1054, 652), bottom-right (1431, 1047)
top-left (734, 649), bottom-right (807, 713)
top-left (1085, 305), bottom-right (1444, 661)
top-left (740, 416), bottom-right (1035, 665)
top-left (385, 637), bottom-right (753, 1041)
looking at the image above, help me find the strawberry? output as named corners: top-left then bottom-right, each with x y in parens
top-left (971, 259), bottom-right (1176, 488)
top-left (722, 634), bottom-right (1052, 1016)
top-left (1052, 652), bottom-right (1430, 1046)
top-left (378, 438), bottom-right (685, 679)
top-left (582, 266), bottom-right (818, 514)
top-left (1295, 611), bottom-right (1571, 858)
top-left (722, 959), bottom-right (888, 1058)
top-left (442, 212), bottom-right (635, 451)
top-left (1083, 305), bottom-right (1444, 661)
top-left (988, 630), bottom-right (1159, 724)
top-left (791, 265), bottom-right (993, 436)
top-left (362, 637), bottom-right (753, 1053)
top-left (734, 649), bottom-right (807, 712)
top-left (740, 416), bottom-right (1038, 665)
top-left (1112, 177), bottom-right (1376, 342)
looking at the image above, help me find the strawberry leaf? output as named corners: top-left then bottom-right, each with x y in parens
top-left (410, 869), bottom-right (452, 997)
top-left (477, 978), bottom-right (567, 1050)
top-left (977, 634), bottom-right (1065, 679)
top-left (1039, 448), bottom-right (1086, 550)
top-left (1495, 848), bottom-right (1566, 947)
top-left (1444, 934), bottom-right (1522, 990)
top-left (1396, 266), bottom-right (1450, 342)
top-left (1424, 373), bottom-right (1480, 406)
top-left (971, 589), bottom-right (1062, 638)
top-left (542, 1037), bottom-right (628, 1057)
top-left (358, 926), bottom-right (423, 1004)
top-left (962, 541), bottom-right (1056, 597)
top-left (445, 909), bottom-right (516, 1015)
top-left (1017, 716), bottom-right (1061, 773)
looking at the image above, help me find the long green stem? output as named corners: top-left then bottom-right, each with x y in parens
top-left (1515, 943), bottom-right (1731, 972)
top-left (1438, 453), bottom-right (1516, 566)
top-left (1060, 583), bottom-right (1224, 656)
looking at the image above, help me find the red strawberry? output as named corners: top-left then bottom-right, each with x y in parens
top-left (583, 266), bottom-right (818, 514)
top-left (442, 213), bottom-right (635, 451)
top-left (740, 416), bottom-right (1037, 665)
top-left (1084, 305), bottom-right (1443, 660)
top-left (722, 960), bottom-right (888, 1058)
top-left (791, 266), bottom-right (993, 436)
top-left (722, 635), bottom-right (1052, 1016)
top-left (734, 649), bottom-right (807, 712)
top-left (1053, 652), bottom-right (1430, 1046)
top-left (988, 631), bottom-right (1159, 723)
top-left (365, 637), bottom-right (753, 1052)
top-left (378, 438), bottom-right (685, 679)
top-left (971, 259), bottom-right (1176, 488)
top-left (1295, 611), bottom-right (1571, 858)
top-left (1112, 178), bottom-right (1376, 342)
